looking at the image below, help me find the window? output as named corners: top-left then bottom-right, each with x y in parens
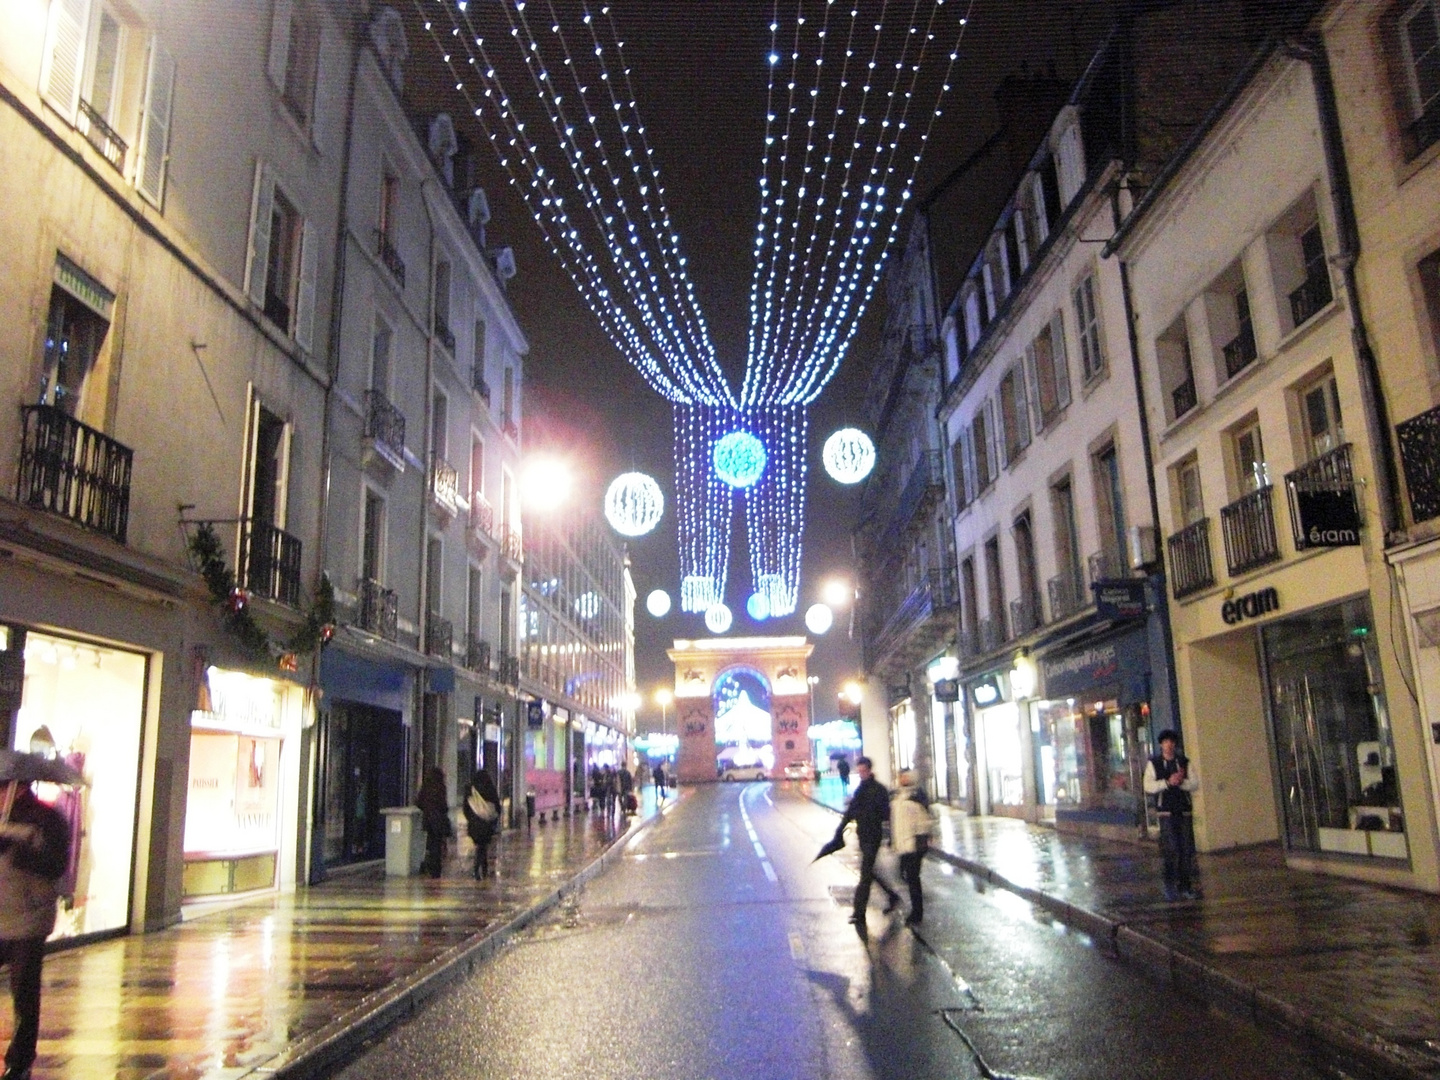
top-left (1051, 477), bottom-right (1082, 586)
top-left (1174, 456), bottom-right (1204, 526)
top-left (1204, 260), bottom-right (1255, 382)
top-left (361, 488), bottom-right (385, 583)
top-left (499, 587), bottom-right (512, 656)
top-left (474, 318), bottom-right (489, 389)
top-left (470, 434), bottom-right (485, 503)
top-left (501, 468), bottom-right (515, 530)
top-left (1267, 192), bottom-right (1333, 334)
top-left (467, 566), bottom-right (484, 642)
top-left (1013, 512), bottom-right (1042, 629)
top-left (1073, 274), bottom-right (1104, 382)
top-left (431, 391), bottom-right (448, 462)
top-left (246, 164), bottom-right (316, 348)
top-left (246, 403), bottom-right (290, 531)
top-left (981, 262), bottom-right (998, 320)
top-left (39, 276), bottom-right (111, 425)
top-left (269, 0), bottom-right (320, 129)
top-left (998, 364), bottom-right (1030, 464)
top-left (1005, 215), bottom-right (1024, 284)
top-left (1011, 205), bottom-right (1031, 273)
top-left (370, 316), bottom-right (392, 395)
top-left (963, 288), bottom-right (983, 352)
top-left (960, 556), bottom-right (979, 637)
top-left (950, 433), bottom-right (969, 511)
top-left (1093, 444), bottom-right (1127, 577)
top-left (502, 366), bottom-right (516, 431)
top-left (1055, 120), bottom-right (1085, 207)
top-left (1394, 0), bottom-right (1440, 157)
top-left (1027, 313), bottom-right (1071, 428)
top-left (1157, 314), bottom-right (1196, 422)
top-left (379, 171), bottom-right (400, 244)
top-left (942, 319), bottom-right (960, 385)
top-left (970, 404), bottom-right (994, 492)
top-left (1038, 158), bottom-right (1062, 237)
top-left (1232, 418), bottom-right (1268, 494)
top-left (1299, 372), bottom-right (1345, 461)
top-left (434, 259), bottom-right (452, 344)
top-left (984, 536), bottom-right (1005, 629)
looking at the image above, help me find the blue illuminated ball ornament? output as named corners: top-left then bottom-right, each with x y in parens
top-left (805, 603), bottom-right (834, 635)
top-left (712, 431), bottom-right (768, 489)
top-left (646, 590), bottom-right (672, 618)
top-left (704, 603), bottom-right (733, 634)
top-left (822, 428), bottom-right (876, 485)
top-left (746, 593), bottom-right (771, 621)
top-left (604, 472), bottom-right (665, 537)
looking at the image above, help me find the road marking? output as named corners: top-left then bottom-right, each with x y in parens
top-left (788, 932), bottom-right (805, 961)
top-left (738, 788), bottom-right (779, 886)
top-left (762, 861), bottom-right (778, 882)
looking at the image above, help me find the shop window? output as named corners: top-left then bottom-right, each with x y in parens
top-left (1157, 313), bottom-right (1196, 422)
top-left (10, 628), bottom-right (146, 938)
top-left (1173, 454), bottom-right (1205, 527)
top-left (1267, 192), bottom-right (1333, 336)
top-left (1262, 598), bottom-right (1406, 859)
top-left (1296, 370), bottom-right (1345, 462)
top-left (981, 702), bottom-right (1025, 807)
top-left (1203, 259), bottom-right (1256, 383)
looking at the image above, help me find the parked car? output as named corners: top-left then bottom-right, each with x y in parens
top-left (720, 765), bottom-right (769, 782)
top-left (782, 760), bottom-right (814, 781)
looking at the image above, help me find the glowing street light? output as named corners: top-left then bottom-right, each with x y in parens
top-left (822, 579), bottom-right (854, 608)
top-left (520, 456), bottom-right (572, 511)
top-left (654, 687), bottom-right (673, 735)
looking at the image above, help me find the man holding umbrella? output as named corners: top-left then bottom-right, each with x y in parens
top-left (828, 757), bottom-right (900, 938)
top-left (0, 751), bottom-right (75, 1080)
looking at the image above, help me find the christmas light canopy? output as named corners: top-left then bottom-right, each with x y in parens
top-left (705, 603), bottom-right (734, 635)
top-left (604, 472), bottom-right (665, 537)
top-left (712, 430), bottom-right (767, 489)
top-left (822, 428), bottom-right (877, 485)
top-left (646, 589), bottom-right (672, 618)
top-left (805, 603), bottom-right (834, 635)
top-left (746, 592), bottom-right (771, 621)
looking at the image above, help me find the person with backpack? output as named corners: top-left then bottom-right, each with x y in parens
top-left (462, 769), bottom-right (502, 879)
top-left (1143, 730), bottom-right (1200, 901)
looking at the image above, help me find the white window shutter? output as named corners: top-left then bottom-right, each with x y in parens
top-left (1031, 174), bottom-right (1049, 244)
top-left (1014, 364), bottom-right (1031, 448)
top-left (1023, 344), bottom-right (1041, 434)
top-left (245, 161), bottom-right (275, 307)
top-left (983, 399), bottom-right (998, 482)
top-left (275, 421), bottom-right (293, 529)
top-left (294, 218), bottom-right (317, 350)
top-left (136, 40), bottom-right (175, 207)
top-left (995, 391), bottom-right (1009, 470)
top-left (41, 0), bottom-right (90, 121)
top-left (1051, 311), bottom-right (1072, 409)
top-left (268, 0), bottom-right (294, 89)
top-left (963, 429), bottom-right (976, 504)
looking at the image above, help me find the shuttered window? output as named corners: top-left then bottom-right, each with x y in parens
top-left (136, 40), bottom-right (175, 207)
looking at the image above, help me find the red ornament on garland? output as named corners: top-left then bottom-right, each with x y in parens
top-left (320, 623), bottom-right (335, 643)
top-left (228, 587), bottom-right (250, 613)
top-left (278, 652), bottom-right (299, 673)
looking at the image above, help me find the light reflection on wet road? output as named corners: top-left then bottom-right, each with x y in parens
top-left (331, 785), bottom-right (1335, 1080)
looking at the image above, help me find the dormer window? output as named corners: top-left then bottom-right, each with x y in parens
top-left (370, 7), bottom-right (409, 90)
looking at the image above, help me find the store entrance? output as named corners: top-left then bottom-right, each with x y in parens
top-left (318, 702), bottom-right (406, 867)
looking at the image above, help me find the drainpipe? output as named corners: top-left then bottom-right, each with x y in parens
top-left (1282, 33), bottom-right (1403, 539)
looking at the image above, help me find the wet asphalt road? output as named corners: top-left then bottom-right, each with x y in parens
top-left (330, 784), bottom-right (1337, 1080)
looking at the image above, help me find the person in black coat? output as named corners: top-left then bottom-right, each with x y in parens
top-left (461, 769), bottom-right (501, 879)
top-left (415, 767), bottom-right (452, 879)
top-left (837, 757), bottom-right (900, 935)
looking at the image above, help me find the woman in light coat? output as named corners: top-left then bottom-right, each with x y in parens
top-left (890, 770), bottom-right (933, 926)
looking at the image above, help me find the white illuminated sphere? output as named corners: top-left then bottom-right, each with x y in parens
top-left (746, 593), bottom-right (771, 621)
top-left (646, 589), bottom-right (672, 618)
top-left (704, 603), bottom-right (733, 634)
top-left (805, 603), bottom-right (834, 635)
top-left (604, 472), bottom-right (665, 537)
top-left (822, 428), bottom-right (876, 485)
top-left (713, 431), bottom-right (768, 488)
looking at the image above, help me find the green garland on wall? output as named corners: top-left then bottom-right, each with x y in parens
top-left (188, 522), bottom-right (336, 667)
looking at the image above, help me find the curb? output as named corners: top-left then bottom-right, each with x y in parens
top-left (252, 798), bottom-right (675, 1079)
top-left (809, 795), bottom-right (1439, 1080)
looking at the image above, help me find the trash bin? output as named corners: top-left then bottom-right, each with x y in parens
top-left (380, 806), bottom-right (424, 877)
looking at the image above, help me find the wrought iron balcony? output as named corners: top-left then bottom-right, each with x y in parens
top-left (76, 99), bottom-right (127, 172)
top-left (469, 493), bottom-right (494, 541)
top-left (429, 453), bottom-right (459, 516)
top-left (893, 450), bottom-right (946, 536)
top-left (466, 635), bottom-right (491, 673)
top-left (434, 317), bottom-right (455, 354)
top-left (1221, 325), bottom-right (1257, 380)
top-left (357, 577), bottom-right (398, 641)
top-left (425, 613), bottom-right (453, 660)
top-left (497, 652), bottom-right (520, 685)
top-left (501, 526), bottom-right (523, 563)
top-left (1171, 375), bottom-right (1197, 420)
top-left (1167, 518), bottom-right (1215, 599)
top-left (1047, 567), bottom-right (1089, 622)
top-left (239, 519), bottom-right (303, 607)
top-left (1289, 272), bottom-right (1333, 328)
top-left (377, 231), bottom-right (405, 286)
top-left (866, 566), bottom-right (958, 669)
top-left (1397, 403), bottom-right (1440, 524)
top-left (1285, 443), bottom-right (1357, 550)
top-left (364, 390), bottom-right (405, 468)
top-left (979, 617), bottom-right (1005, 653)
top-left (1220, 485), bottom-right (1281, 575)
top-left (1009, 597), bottom-right (1041, 639)
top-left (17, 404), bottom-right (133, 544)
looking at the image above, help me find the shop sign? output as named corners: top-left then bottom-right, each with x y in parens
top-left (1294, 487), bottom-right (1361, 549)
top-left (1093, 579), bottom-right (1146, 620)
top-left (970, 674), bottom-right (1003, 707)
top-left (1040, 628), bottom-right (1151, 701)
top-left (526, 700), bottom-right (546, 729)
top-left (1221, 586), bottom-right (1280, 625)
top-left (933, 678), bottom-right (960, 703)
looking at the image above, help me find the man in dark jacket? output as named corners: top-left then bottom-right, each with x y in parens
top-left (0, 780), bottom-right (70, 1080)
top-left (1143, 730), bottom-right (1200, 901)
top-left (837, 757), bottom-right (900, 936)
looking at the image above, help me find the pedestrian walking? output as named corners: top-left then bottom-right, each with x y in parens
top-left (416, 767), bottom-right (453, 879)
top-left (890, 770), bottom-right (932, 926)
top-left (837, 756), bottom-right (900, 937)
top-left (589, 764), bottom-right (602, 813)
top-left (836, 756), bottom-right (851, 789)
top-left (0, 772), bottom-right (70, 1080)
top-left (618, 762), bottom-right (636, 815)
top-left (601, 765), bottom-right (617, 816)
top-left (461, 769), bottom-right (502, 879)
top-left (1143, 730), bottom-right (1200, 901)
top-left (652, 760), bottom-right (666, 800)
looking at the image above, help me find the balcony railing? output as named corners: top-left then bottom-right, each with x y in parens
top-left (466, 635), bottom-right (491, 674)
top-left (979, 617), bottom-right (1005, 653)
top-left (1403, 100), bottom-right (1440, 161)
top-left (1397, 403), bottom-right (1440, 524)
top-left (17, 404), bottom-right (133, 544)
top-left (1289, 272), bottom-right (1333, 328)
top-left (1285, 443), bottom-right (1357, 550)
top-left (1047, 566), bottom-right (1089, 622)
top-left (893, 450), bottom-right (946, 536)
top-left (469, 493), bottom-right (494, 541)
top-left (377, 231), bottom-right (406, 286)
top-left (357, 578), bottom-right (398, 641)
top-left (239, 519), bottom-right (303, 607)
top-left (77, 99), bottom-right (127, 172)
top-left (1171, 376), bottom-right (1197, 420)
top-left (434, 317), bottom-right (455, 354)
top-left (867, 566), bottom-right (958, 667)
top-left (1009, 597), bottom-right (1041, 639)
top-left (497, 652), bottom-right (520, 685)
top-left (425, 613), bottom-right (453, 660)
top-left (1220, 485), bottom-right (1281, 575)
top-left (429, 453), bottom-right (459, 516)
top-left (364, 390), bottom-right (405, 467)
top-left (501, 526), bottom-right (523, 563)
top-left (1221, 325), bottom-right (1257, 379)
top-left (1167, 518), bottom-right (1215, 599)
top-left (472, 366), bottom-right (491, 403)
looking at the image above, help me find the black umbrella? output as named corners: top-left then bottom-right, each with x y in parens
top-left (0, 750), bottom-right (84, 787)
top-left (812, 825), bottom-right (848, 863)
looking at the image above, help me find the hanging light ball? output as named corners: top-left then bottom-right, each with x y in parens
top-left (822, 428), bottom-right (876, 485)
top-left (805, 603), bottom-right (834, 635)
top-left (712, 430), bottom-right (768, 489)
top-left (746, 592), bottom-right (771, 621)
top-left (704, 603), bottom-right (733, 634)
top-left (604, 472), bottom-right (665, 537)
top-left (646, 589), bottom-right (672, 618)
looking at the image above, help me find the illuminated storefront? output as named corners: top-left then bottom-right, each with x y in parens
top-left (184, 666), bottom-right (305, 899)
top-left (967, 670), bottom-right (1029, 817)
top-left (4, 625), bottom-right (146, 940)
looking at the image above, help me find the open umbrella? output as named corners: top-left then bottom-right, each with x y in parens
top-left (0, 750), bottom-right (84, 787)
top-left (812, 825), bottom-right (848, 863)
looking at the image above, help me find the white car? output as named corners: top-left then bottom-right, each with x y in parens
top-left (720, 765), bottom-right (768, 782)
top-left (782, 760), bottom-right (814, 781)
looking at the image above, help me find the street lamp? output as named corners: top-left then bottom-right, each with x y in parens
top-left (822, 578), bottom-right (854, 608)
top-left (520, 456), bottom-right (572, 511)
top-left (654, 687), bottom-right (673, 736)
top-left (807, 674), bottom-right (819, 721)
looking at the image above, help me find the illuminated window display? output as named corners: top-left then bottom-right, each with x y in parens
top-left (1035, 698), bottom-right (1141, 814)
top-left (9, 629), bottom-right (145, 939)
top-left (979, 703), bottom-right (1025, 808)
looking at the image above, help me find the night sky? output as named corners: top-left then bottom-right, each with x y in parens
top-left (403, 0), bottom-right (1115, 727)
